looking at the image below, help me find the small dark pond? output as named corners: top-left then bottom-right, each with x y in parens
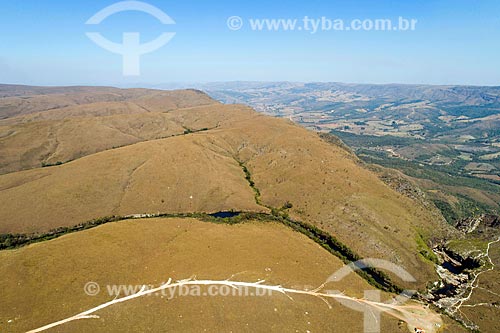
top-left (209, 211), bottom-right (241, 218)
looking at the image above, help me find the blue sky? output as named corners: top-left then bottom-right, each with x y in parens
top-left (0, 0), bottom-right (499, 86)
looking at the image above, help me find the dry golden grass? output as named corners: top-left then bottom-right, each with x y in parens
top-left (0, 217), bottom-right (411, 333)
top-left (0, 104), bottom-right (248, 174)
top-left (0, 133), bottom-right (264, 233)
top-left (0, 87), bottom-right (214, 120)
top-left (0, 88), bottom-right (453, 288)
top-left (0, 87), bottom-right (476, 332)
top-left (0, 89), bottom-right (219, 174)
top-left (209, 114), bottom-right (452, 287)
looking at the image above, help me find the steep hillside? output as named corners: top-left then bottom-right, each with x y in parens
top-left (0, 88), bottom-right (218, 175)
top-left (0, 88), bottom-right (457, 290)
top-left (1, 217), bottom-right (436, 333)
top-left (212, 113), bottom-right (456, 286)
top-left (0, 86), bottom-right (475, 333)
top-left (0, 103), bottom-right (240, 175)
top-left (198, 82), bottom-right (500, 229)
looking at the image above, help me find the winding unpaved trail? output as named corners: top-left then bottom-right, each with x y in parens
top-left (27, 278), bottom-right (442, 333)
top-left (450, 237), bottom-right (500, 328)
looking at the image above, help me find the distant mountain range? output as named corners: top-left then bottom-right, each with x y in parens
top-left (151, 81), bottom-right (500, 106)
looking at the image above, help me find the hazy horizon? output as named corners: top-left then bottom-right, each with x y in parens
top-left (1, 0), bottom-right (499, 86)
top-left (2, 80), bottom-right (500, 89)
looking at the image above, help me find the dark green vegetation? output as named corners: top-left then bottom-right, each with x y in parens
top-left (0, 210), bottom-right (402, 294)
top-left (235, 157), bottom-right (403, 293)
top-left (41, 161), bottom-right (64, 167)
top-left (415, 234), bottom-right (439, 264)
top-left (236, 159), bottom-right (261, 204)
top-left (0, 215), bottom-right (122, 250)
top-left (204, 82), bottom-right (500, 226)
top-left (1, 155), bottom-right (405, 295)
top-left (333, 130), bottom-right (500, 224)
top-left (0, 84), bottom-right (484, 332)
